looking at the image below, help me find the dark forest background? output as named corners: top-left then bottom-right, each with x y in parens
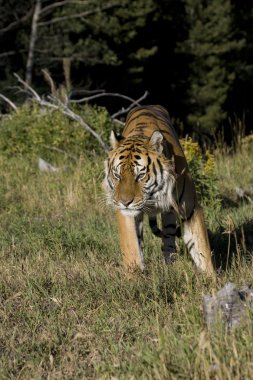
top-left (1, 0), bottom-right (253, 140)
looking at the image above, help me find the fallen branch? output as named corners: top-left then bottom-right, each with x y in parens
top-left (112, 118), bottom-right (124, 126)
top-left (14, 73), bottom-right (41, 100)
top-left (14, 73), bottom-right (109, 152)
top-left (4, 73), bottom-right (148, 154)
top-left (111, 90), bottom-right (149, 119)
top-left (0, 94), bottom-right (17, 111)
top-left (70, 89), bottom-right (149, 124)
top-left (70, 88), bottom-right (106, 96)
top-left (0, 8), bottom-right (33, 35)
top-left (69, 91), bottom-right (147, 106)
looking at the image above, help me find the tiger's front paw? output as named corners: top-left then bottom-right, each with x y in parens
top-left (163, 251), bottom-right (177, 264)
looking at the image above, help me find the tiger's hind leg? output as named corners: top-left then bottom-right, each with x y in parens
top-left (161, 211), bottom-right (177, 264)
top-left (116, 210), bottom-right (144, 271)
top-left (182, 205), bottom-right (215, 276)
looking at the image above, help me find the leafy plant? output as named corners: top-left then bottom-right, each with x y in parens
top-left (0, 103), bottom-right (113, 161)
top-left (180, 137), bottom-right (221, 211)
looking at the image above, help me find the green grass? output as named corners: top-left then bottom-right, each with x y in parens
top-left (0, 145), bottom-right (253, 379)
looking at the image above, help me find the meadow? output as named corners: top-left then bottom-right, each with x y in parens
top-left (0, 130), bottom-right (253, 379)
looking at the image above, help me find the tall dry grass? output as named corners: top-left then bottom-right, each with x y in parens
top-left (0, 141), bottom-right (253, 379)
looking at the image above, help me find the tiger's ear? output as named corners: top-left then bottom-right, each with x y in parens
top-left (149, 131), bottom-right (163, 154)
top-left (110, 130), bottom-right (123, 149)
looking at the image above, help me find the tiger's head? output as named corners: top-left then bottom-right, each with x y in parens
top-left (103, 130), bottom-right (176, 216)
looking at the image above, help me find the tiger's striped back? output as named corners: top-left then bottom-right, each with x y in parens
top-left (123, 105), bottom-right (185, 170)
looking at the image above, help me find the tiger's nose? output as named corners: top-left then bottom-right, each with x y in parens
top-left (121, 198), bottom-right (134, 207)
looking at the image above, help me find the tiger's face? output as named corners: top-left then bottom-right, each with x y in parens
top-left (104, 131), bottom-right (176, 216)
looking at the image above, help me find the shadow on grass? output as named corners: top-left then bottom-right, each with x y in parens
top-left (209, 219), bottom-right (253, 272)
top-left (221, 195), bottom-right (239, 210)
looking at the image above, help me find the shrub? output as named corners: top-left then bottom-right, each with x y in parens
top-left (0, 103), bottom-right (113, 161)
top-left (180, 137), bottom-right (221, 209)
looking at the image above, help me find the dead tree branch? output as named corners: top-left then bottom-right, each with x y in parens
top-left (111, 91), bottom-right (149, 119)
top-left (0, 94), bottom-right (17, 111)
top-left (112, 119), bottom-right (124, 126)
top-left (70, 89), bottom-right (149, 124)
top-left (70, 91), bottom-right (147, 106)
top-left (42, 69), bottom-right (57, 97)
top-left (0, 51), bottom-right (16, 58)
top-left (14, 73), bottom-right (41, 100)
top-left (6, 74), bottom-right (148, 153)
top-left (70, 89), bottom-right (106, 96)
top-left (14, 74), bottom-right (109, 153)
top-left (0, 8), bottom-right (33, 35)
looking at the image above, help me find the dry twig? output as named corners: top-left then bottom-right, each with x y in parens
top-left (0, 94), bottom-right (17, 111)
top-left (14, 73), bottom-right (109, 152)
top-left (111, 91), bottom-right (149, 119)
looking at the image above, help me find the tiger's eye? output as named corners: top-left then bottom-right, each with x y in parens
top-left (113, 171), bottom-right (121, 181)
top-left (136, 172), bottom-right (146, 181)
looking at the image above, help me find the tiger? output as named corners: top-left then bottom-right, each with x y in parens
top-left (103, 105), bottom-right (214, 276)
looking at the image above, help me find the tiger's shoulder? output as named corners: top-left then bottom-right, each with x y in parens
top-left (121, 105), bottom-right (186, 171)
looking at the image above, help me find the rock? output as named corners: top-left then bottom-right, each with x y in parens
top-left (235, 187), bottom-right (252, 203)
top-left (203, 282), bottom-right (253, 330)
top-left (38, 158), bottom-right (59, 172)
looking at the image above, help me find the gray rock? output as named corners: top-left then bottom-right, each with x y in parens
top-left (203, 282), bottom-right (253, 329)
top-left (38, 158), bottom-right (59, 172)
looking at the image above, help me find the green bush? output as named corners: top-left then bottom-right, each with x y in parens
top-left (0, 103), bottom-right (113, 161)
top-left (180, 137), bottom-right (221, 211)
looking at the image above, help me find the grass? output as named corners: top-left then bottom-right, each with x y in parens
top-left (0, 143), bottom-right (253, 379)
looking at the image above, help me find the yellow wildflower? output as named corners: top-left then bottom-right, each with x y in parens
top-left (180, 137), bottom-right (202, 163)
top-left (203, 151), bottom-right (215, 175)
